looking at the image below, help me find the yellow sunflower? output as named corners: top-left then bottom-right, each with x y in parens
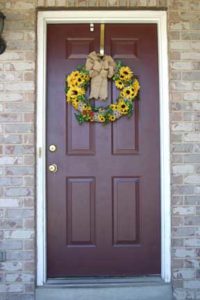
top-left (98, 115), bottom-right (105, 122)
top-left (80, 73), bottom-right (90, 82)
top-left (115, 80), bottom-right (124, 90)
top-left (132, 79), bottom-right (140, 97)
top-left (68, 80), bottom-right (78, 87)
top-left (85, 105), bottom-right (92, 111)
top-left (133, 79), bottom-right (140, 89)
top-left (73, 75), bottom-right (85, 87)
top-left (117, 100), bottom-right (129, 115)
top-left (119, 66), bottom-right (133, 81)
top-left (71, 71), bottom-right (80, 77)
top-left (67, 87), bottom-right (85, 100)
top-left (81, 103), bottom-right (87, 110)
top-left (72, 99), bottom-right (80, 109)
top-left (109, 104), bottom-right (118, 110)
top-left (120, 86), bottom-right (135, 100)
top-left (109, 115), bottom-right (116, 122)
top-left (67, 71), bottom-right (80, 86)
top-left (66, 94), bottom-right (72, 102)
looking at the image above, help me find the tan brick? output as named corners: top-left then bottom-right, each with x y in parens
top-left (171, 61), bottom-right (193, 70)
top-left (0, 157), bottom-right (23, 165)
top-left (4, 62), bottom-right (35, 71)
top-left (4, 230), bottom-right (34, 239)
top-left (0, 199), bottom-right (21, 208)
top-left (37, 0), bottom-right (45, 5)
top-left (173, 268), bottom-right (195, 280)
top-left (55, 0), bottom-right (66, 5)
top-left (4, 82), bottom-right (34, 92)
top-left (170, 41), bottom-right (190, 50)
top-left (46, 0), bottom-right (56, 5)
top-left (181, 52), bottom-right (200, 60)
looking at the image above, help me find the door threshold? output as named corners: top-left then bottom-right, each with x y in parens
top-left (46, 275), bottom-right (164, 288)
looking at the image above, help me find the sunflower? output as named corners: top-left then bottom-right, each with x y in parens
top-left (109, 115), bottom-right (116, 122)
top-left (98, 115), bottom-right (106, 122)
top-left (72, 99), bottom-right (80, 109)
top-left (115, 80), bottom-right (124, 90)
top-left (81, 103), bottom-right (88, 110)
top-left (132, 79), bottom-right (140, 97)
top-left (109, 104), bottom-right (118, 110)
top-left (80, 72), bottom-right (90, 82)
top-left (119, 66), bottom-right (133, 81)
top-left (120, 86), bottom-right (135, 100)
top-left (67, 87), bottom-right (85, 100)
top-left (85, 106), bottom-right (92, 111)
top-left (67, 71), bottom-right (80, 86)
top-left (74, 75), bottom-right (85, 87)
top-left (71, 71), bottom-right (80, 78)
top-left (66, 94), bottom-right (72, 102)
top-left (117, 100), bottom-right (129, 115)
top-left (68, 80), bottom-right (77, 87)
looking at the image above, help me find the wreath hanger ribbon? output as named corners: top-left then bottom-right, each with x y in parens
top-left (85, 51), bottom-right (116, 101)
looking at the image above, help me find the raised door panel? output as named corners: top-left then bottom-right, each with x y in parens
top-left (65, 36), bottom-right (96, 155)
top-left (111, 38), bottom-right (138, 59)
top-left (113, 177), bottom-right (139, 245)
top-left (67, 105), bottom-right (95, 155)
top-left (66, 38), bottom-right (95, 59)
top-left (110, 36), bottom-right (139, 154)
top-left (112, 103), bottom-right (139, 154)
top-left (66, 177), bottom-right (96, 246)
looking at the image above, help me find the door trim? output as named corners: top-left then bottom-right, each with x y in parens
top-left (37, 10), bottom-right (171, 285)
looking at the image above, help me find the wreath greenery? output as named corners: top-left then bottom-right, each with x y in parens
top-left (65, 60), bottom-right (140, 124)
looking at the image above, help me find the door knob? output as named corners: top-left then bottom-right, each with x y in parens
top-left (48, 164), bottom-right (58, 173)
top-left (49, 144), bottom-right (57, 152)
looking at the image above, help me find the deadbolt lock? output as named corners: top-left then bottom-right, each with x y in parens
top-left (48, 164), bottom-right (58, 173)
top-left (49, 144), bottom-right (57, 152)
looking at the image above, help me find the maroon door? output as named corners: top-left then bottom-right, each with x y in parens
top-left (46, 24), bottom-right (160, 278)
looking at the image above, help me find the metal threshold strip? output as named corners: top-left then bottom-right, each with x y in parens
top-left (46, 275), bottom-right (164, 288)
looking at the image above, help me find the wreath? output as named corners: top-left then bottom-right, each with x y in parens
top-left (65, 55), bottom-right (140, 125)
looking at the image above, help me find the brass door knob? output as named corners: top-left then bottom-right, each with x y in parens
top-left (48, 164), bottom-right (58, 173)
top-left (49, 144), bottom-right (57, 152)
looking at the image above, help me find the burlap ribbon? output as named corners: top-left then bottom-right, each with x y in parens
top-left (85, 51), bottom-right (116, 100)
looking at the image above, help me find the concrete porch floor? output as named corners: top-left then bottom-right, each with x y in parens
top-left (36, 277), bottom-right (173, 300)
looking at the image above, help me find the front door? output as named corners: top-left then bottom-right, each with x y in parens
top-left (46, 23), bottom-right (160, 278)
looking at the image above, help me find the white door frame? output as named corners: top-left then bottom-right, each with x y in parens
top-left (37, 10), bottom-right (171, 286)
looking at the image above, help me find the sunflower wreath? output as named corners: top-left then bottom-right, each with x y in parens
top-left (65, 61), bottom-right (140, 124)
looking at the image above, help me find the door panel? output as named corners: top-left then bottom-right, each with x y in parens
top-left (47, 23), bottom-right (160, 278)
top-left (113, 177), bottom-right (139, 245)
top-left (67, 177), bottom-right (96, 246)
top-left (112, 105), bottom-right (138, 154)
top-left (67, 105), bottom-right (95, 155)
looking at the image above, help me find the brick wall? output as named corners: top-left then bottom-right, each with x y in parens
top-left (0, 0), bottom-right (199, 299)
top-left (169, 1), bottom-right (200, 299)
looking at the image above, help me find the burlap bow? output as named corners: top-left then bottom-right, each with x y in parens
top-left (85, 51), bottom-right (116, 100)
